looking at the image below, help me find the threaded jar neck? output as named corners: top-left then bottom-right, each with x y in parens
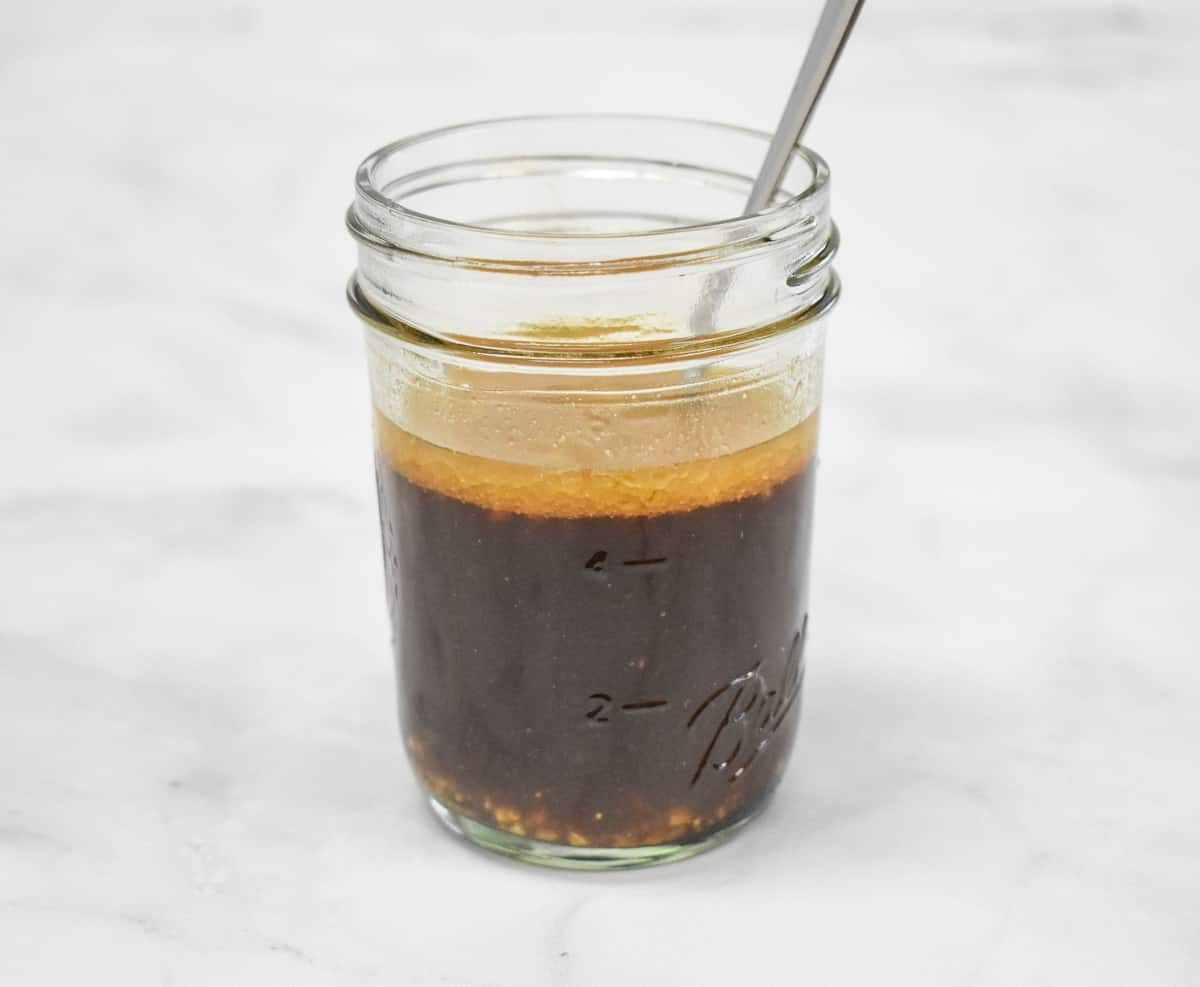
top-left (347, 114), bottom-right (838, 362)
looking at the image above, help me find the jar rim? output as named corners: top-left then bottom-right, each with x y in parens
top-left (349, 114), bottom-right (830, 267)
top-left (347, 114), bottom-right (838, 365)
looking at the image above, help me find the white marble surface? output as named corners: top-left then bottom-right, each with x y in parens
top-left (2, 2), bottom-right (1199, 983)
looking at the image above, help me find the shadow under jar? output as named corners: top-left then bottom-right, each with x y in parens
top-left (347, 116), bottom-right (839, 869)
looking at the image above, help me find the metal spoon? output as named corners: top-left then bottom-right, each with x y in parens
top-left (690, 0), bottom-right (864, 336)
top-left (746, 0), bottom-right (866, 215)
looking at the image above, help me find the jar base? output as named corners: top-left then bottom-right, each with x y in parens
top-left (428, 796), bottom-right (762, 871)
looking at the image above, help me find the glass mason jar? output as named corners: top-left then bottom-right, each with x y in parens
top-left (347, 116), bottom-right (838, 869)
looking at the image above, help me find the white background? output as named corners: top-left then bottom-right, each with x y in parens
top-left (2, 1), bottom-right (1198, 984)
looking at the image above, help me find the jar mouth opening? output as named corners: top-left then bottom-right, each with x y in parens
top-left (350, 114), bottom-right (830, 267)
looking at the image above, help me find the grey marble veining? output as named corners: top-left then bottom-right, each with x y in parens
top-left (1, 3), bottom-right (1198, 983)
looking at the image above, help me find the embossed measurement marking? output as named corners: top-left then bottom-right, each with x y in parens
top-left (586, 693), bottom-right (671, 724)
top-left (581, 614), bottom-right (809, 788)
top-left (583, 550), bottom-right (669, 573)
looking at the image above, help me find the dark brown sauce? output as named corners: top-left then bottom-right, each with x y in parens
top-left (375, 415), bottom-right (817, 848)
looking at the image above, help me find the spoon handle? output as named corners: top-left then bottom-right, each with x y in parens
top-left (745, 0), bottom-right (866, 215)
